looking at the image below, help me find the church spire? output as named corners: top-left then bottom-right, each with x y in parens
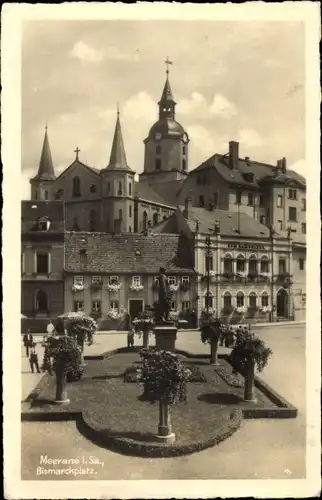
top-left (34, 124), bottom-right (56, 180)
top-left (158, 58), bottom-right (176, 119)
top-left (106, 106), bottom-right (130, 170)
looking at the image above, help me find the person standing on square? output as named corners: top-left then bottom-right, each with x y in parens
top-left (47, 320), bottom-right (55, 337)
top-left (29, 342), bottom-right (41, 373)
top-left (23, 330), bottom-right (33, 357)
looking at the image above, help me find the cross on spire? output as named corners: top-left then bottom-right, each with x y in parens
top-left (165, 56), bottom-right (173, 75)
top-left (74, 147), bottom-right (80, 160)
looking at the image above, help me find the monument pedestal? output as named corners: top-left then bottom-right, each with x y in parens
top-left (153, 322), bottom-right (178, 351)
top-left (156, 400), bottom-right (175, 444)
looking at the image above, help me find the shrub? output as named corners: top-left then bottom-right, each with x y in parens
top-left (230, 329), bottom-right (273, 373)
top-left (139, 349), bottom-right (188, 405)
top-left (42, 335), bottom-right (83, 380)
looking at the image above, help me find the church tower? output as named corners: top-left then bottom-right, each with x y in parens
top-left (101, 106), bottom-right (135, 233)
top-left (140, 58), bottom-right (189, 187)
top-left (30, 125), bottom-right (56, 201)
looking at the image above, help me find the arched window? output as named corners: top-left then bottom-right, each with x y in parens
top-left (223, 254), bottom-right (233, 274)
top-left (129, 183), bottom-right (132, 196)
top-left (89, 209), bottom-right (96, 231)
top-left (223, 291), bottom-right (232, 308)
top-left (107, 182), bottom-right (111, 194)
top-left (182, 146), bottom-right (186, 155)
top-left (119, 209), bottom-right (122, 220)
top-left (249, 292), bottom-right (257, 308)
top-left (129, 226), bottom-right (132, 233)
top-left (118, 181), bottom-right (123, 195)
top-left (182, 159), bottom-right (186, 171)
top-left (236, 254), bottom-right (245, 273)
top-left (261, 292), bottom-right (269, 307)
top-left (260, 256), bottom-right (269, 273)
top-left (35, 290), bottom-right (48, 312)
top-left (236, 291), bottom-right (244, 307)
top-left (73, 176), bottom-right (81, 197)
top-left (129, 205), bottom-right (132, 218)
top-left (249, 255), bottom-right (258, 274)
top-left (156, 145), bottom-right (161, 155)
top-left (142, 211), bottom-right (148, 230)
top-left (44, 190), bottom-right (49, 200)
top-left (153, 212), bottom-right (159, 225)
top-left (155, 158), bottom-right (161, 171)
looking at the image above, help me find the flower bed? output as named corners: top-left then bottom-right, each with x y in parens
top-left (123, 363), bottom-right (207, 384)
top-left (215, 366), bottom-right (244, 388)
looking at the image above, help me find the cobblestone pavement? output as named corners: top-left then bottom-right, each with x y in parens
top-left (21, 325), bottom-right (306, 480)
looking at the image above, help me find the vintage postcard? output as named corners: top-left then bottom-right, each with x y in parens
top-left (2, 2), bottom-right (321, 499)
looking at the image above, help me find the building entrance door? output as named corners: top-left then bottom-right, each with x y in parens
top-left (276, 288), bottom-right (288, 318)
top-left (129, 299), bottom-right (144, 322)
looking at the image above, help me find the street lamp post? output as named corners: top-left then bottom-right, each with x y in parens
top-left (205, 236), bottom-right (211, 314)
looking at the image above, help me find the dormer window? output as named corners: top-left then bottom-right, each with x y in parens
top-left (37, 217), bottom-right (50, 231)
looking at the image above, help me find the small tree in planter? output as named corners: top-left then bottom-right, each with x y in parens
top-left (199, 309), bottom-right (224, 365)
top-left (59, 312), bottom-right (97, 366)
top-left (230, 329), bottom-right (273, 402)
top-left (139, 349), bottom-right (188, 443)
top-left (42, 335), bottom-right (83, 403)
top-left (133, 311), bottom-right (154, 348)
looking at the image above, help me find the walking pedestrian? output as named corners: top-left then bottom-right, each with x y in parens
top-left (23, 330), bottom-right (33, 357)
top-left (127, 328), bottom-right (135, 348)
top-left (29, 342), bottom-right (41, 373)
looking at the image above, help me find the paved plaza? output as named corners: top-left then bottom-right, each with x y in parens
top-left (21, 324), bottom-right (306, 480)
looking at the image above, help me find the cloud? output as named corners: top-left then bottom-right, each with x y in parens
top-left (70, 41), bottom-right (104, 63)
top-left (122, 92), bottom-right (156, 123)
top-left (288, 159), bottom-right (306, 176)
top-left (105, 46), bottom-right (140, 62)
top-left (178, 92), bottom-right (206, 115)
top-left (186, 125), bottom-right (229, 167)
top-left (238, 128), bottom-right (265, 148)
top-left (209, 94), bottom-right (238, 118)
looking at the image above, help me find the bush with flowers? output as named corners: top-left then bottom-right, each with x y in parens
top-left (42, 334), bottom-right (83, 383)
top-left (71, 284), bottom-right (84, 292)
top-left (129, 283), bottom-right (144, 292)
top-left (106, 282), bottom-right (121, 292)
top-left (168, 283), bottom-right (179, 293)
top-left (133, 310), bottom-right (154, 348)
top-left (139, 349), bottom-right (188, 405)
top-left (199, 309), bottom-right (225, 364)
top-left (231, 329), bottom-right (273, 373)
top-left (64, 313), bottom-right (97, 347)
top-left (107, 308), bottom-right (123, 320)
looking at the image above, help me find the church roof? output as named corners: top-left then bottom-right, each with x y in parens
top-left (148, 118), bottom-right (185, 138)
top-left (149, 179), bottom-right (184, 206)
top-left (32, 127), bottom-right (56, 181)
top-left (106, 110), bottom-right (132, 171)
top-left (134, 182), bottom-right (174, 207)
top-left (158, 76), bottom-right (175, 104)
top-left (64, 232), bottom-right (194, 274)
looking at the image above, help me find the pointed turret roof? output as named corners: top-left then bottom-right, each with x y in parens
top-left (106, 107), bottom-right (132, 171)
top-left (158, 75), bottom-right (175, 104)
top-left (34, 126), bottom-right (56, 180)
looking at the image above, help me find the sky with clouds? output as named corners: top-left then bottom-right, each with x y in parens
top-left (21, 20), bottom-right (305, 198)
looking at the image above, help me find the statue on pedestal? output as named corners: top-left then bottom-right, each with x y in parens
top-left (155, 267), bottom-right (171, 323)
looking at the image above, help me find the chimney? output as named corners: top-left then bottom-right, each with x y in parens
top-left (281, 157), bottom-right (287, 174)
top-left (183, 196), bottom-right (192, 219)
top-left (229, 141), bottom-right (239, 170)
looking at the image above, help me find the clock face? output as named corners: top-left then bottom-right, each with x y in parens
top-left (155, 133), bottom-right (162, 140)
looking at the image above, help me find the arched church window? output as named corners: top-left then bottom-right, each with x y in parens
top-left (107, 182), bottom-right (111, 194)
top-left (73, 176), bottom-right (81, 197)
top-left (155, 159), bottom-right (161, 171)
top-left (182, 146), bottom-right (186, 155)
top-left (35, 290), bottom-right (48, 312)
top-left (118, 181), bottom-right (123, 195)
top-left (44, 190), bottom-right (49, 200)
top-left (119, 209), bottom-right (123, 220)
top-left (129, 205), bottom-right (132, 218)
top-left (182, 159), bottom-right (186, 171)
top-left (129, 183), bottom-right (132, 196)
top-left (153, 213), bottom-right (159, 225)
top-left (156, 145), bottom-right (161, 155)
top-left (142, 211), bottom-right (148, 230)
